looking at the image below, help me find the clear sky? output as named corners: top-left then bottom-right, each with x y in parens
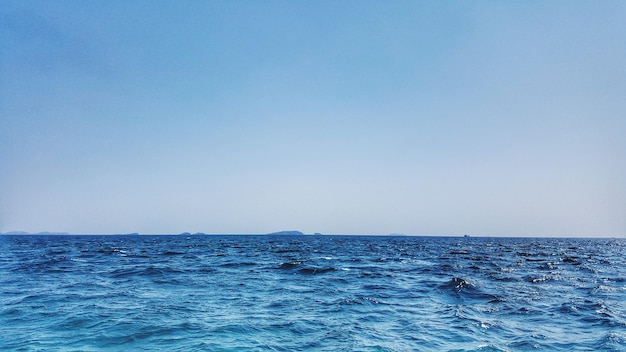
top-left (1, 1), bottom-right (625, 236)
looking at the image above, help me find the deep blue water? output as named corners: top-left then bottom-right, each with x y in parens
top-left (1, 235), bottom-right (625, 351)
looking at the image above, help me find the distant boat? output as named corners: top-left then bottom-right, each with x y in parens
top-left (464, 234), bottom-right (471, 238)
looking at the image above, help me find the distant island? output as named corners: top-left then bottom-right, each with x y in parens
top-left (266, 230), bottom-right (305, 236)
top-left (1, 231), bottom-right (71, 235)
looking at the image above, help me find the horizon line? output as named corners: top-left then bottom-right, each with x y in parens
top-left (0, 231), bottom-right (623, 239)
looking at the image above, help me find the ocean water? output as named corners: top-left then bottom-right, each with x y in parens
top-left (1, 235), bottom-right (625, 351)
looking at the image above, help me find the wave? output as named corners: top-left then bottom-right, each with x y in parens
top-left (2, 235), bottom-right (624, 351)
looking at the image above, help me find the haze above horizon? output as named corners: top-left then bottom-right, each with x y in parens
top-left (1, 1), bottom-right (624, 237)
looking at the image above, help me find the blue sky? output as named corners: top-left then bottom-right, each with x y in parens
top-left (1, 1), bottom-right (624, 236)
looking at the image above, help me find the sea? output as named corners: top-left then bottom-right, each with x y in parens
top-left (1, 234), bottom-right (625, 351)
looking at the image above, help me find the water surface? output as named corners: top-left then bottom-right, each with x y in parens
top-left (1, 235), bottom-right (624, 351)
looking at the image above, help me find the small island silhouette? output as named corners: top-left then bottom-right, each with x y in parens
top-left (266, 230), bottom-right (305, 236)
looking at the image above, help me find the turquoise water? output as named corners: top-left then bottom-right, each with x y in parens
top-left (1, 235), bottom-right (625, 351)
